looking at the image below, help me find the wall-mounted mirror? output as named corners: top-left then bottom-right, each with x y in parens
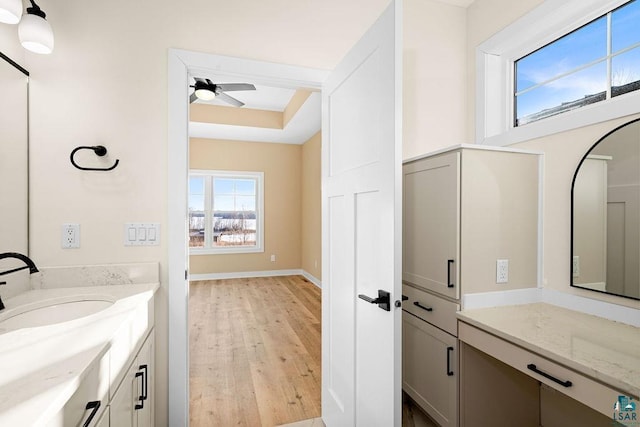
top-left (0, 52), bottom-right (29, 256)
top-left (571, 118), bottom-right (640, 300)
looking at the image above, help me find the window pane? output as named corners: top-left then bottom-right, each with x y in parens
top-left (214, 178), bottom-right (234, 195)
top-left (213, 195), bottom-right (234, 211)
top-left (188, 176), bottom-right (205, 248)
top-left (612, 46), bottom-right (640, 97)
top-left (189, 176), bottom-right (204, 195)
top-left (516, 61), bottom-right (607, 126)
top-left (612, 0), bottom-right (640, 53)
top-left (236, 195), bottom-right (256, 211)
top-left (213, 212), bottom-right (256, 247)
top-left (516, 17), bottom-right (607, 92)
top-left (235, 179), bottom-right (256, 195)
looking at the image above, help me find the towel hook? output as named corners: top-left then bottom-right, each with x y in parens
top-left (70, 145), bottom-right (119, 171)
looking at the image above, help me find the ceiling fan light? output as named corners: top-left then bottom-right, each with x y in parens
top-left (194, 87), bottom-right (216, 101)
top-left (19, 12), bottom-right (54, 54)
top-left (0, 0), bottom-right (22, 24)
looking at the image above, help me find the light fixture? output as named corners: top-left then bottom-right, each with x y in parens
top-left (18, 0), bottom-right (54, 54)
top-left (193, 80), bottom-right (216, 101)
top-left (0, 0), bottom-right (21, 24)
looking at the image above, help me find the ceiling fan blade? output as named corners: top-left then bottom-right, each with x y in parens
top-left (189, 92), bottom-right (198, 104)
top-left (216, 83), bottom-right (256, 92)
top-left (217, 92), bottom-right (245, 107)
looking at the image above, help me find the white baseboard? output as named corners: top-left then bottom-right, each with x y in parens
top-left (301, 271), bottom-right (322, 289)
top-left (189, 269), bottom-right (303, 281)
top-left (189, 269), bottom-right (322, 289)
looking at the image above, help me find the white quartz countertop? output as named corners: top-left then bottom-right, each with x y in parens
top-left (457, 302), bottom-right (640, 398)
top-left (0, 283), bottom-right (158, 426)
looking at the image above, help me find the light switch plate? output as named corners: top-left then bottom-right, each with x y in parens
top-left (124, 223), bottom-right (160, 246)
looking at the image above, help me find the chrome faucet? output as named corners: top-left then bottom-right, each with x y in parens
top-left (0, 252), bottom-right (40, 311)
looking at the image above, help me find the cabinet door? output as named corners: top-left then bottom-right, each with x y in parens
top-left (94, 407), bottom-right (110, 427)
top-left (403, 312), bottom-right (458, 427)
top-left (403, 151), bottom-right (460, 299)
top-left (136, 332), bottom-right (154, 427)
top-left (110, 331), bottom-right (154, 427)
top-left (110, 360), bottom-right (138, 427)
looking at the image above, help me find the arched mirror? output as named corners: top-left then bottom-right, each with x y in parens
top-left (0, 52), bottom-right (29, 256)
top-left (571, 117), bottom-right (640, 300)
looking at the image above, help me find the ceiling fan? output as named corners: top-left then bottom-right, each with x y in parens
top-left (190, 78), bottom-right (256, 107)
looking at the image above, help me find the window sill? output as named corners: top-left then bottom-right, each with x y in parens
top-left (480, 90), bottom-right (640, 147)
top-left (189, 247), bottom-right (264, 255)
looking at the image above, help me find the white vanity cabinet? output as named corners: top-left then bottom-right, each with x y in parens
top-left (110, 330), bottom-right (154, 427)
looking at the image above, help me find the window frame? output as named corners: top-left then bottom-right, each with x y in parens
top-left (476, 0), bottom-right (640, 146)
top-left (189, 169), bottom-right (265, 255)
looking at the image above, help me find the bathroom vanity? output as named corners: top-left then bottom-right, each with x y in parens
top-left (457, 303), bottom-right (639, 427)
top-left (0, 264), bottom-right (158, 427)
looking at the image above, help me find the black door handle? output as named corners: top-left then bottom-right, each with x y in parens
top-left (358, 290), bottom-right (391, 311)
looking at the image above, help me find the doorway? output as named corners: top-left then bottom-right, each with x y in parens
top-left (168, 48), bottom-right (329, 425)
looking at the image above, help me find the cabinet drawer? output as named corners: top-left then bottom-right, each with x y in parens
top-left (459, 322), bottom-right (621, 418)
top-left (403, 283), bottom-right (459, 336)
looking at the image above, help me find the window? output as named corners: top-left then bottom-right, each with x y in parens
top-left (189, 170), bottom-right (264, 254)
top-left (476, 0), bottom-right (640, 146)
top-left (515, 0), bottom-right (640, 126)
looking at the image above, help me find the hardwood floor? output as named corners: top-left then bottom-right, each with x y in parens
top-left (189, 275), bottom-right (322, 427)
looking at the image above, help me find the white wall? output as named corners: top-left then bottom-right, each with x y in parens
top-left (0, 1), bottom-right (389, 425)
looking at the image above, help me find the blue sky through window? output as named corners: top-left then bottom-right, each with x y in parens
top-left (515, 0), bottom-right (639, 125)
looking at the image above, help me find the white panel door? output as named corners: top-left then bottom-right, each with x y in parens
top-left (321, 2), bottom-right (402, 426)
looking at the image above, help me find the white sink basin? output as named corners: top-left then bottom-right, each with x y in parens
top-left (0, 299), bottom-right (113, 331)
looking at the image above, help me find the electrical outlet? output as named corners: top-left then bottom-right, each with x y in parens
top-left (62, 223), bottom-right (80, 248)
top-left (496, 259), bottom-right (509, 283)
top-left (572, 256), bottom-right (580, 277)
top-left (270, 254), bottom-right (276, 262)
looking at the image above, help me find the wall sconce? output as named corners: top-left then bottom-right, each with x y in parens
top-left (18, 0), bottom-right (54, 54)
top-left (0, 0), bottom-right (22, 24)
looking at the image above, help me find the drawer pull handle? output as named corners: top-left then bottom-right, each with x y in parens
top-left (413, 301), bottom-right (433, 312)
top-left (83, 401), bottom-right (101, 427)
top-left (446, 347), bottom-right (454, 376)
top-left (527, 364), bottom-right (572, 387)
top-left (447, 259), bottom-right (455, 288)
top-left (402, 294), bottom-right (408, 301)
top-left (135, 369), bottom-right (145, 410)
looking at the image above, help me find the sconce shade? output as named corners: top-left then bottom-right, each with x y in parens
top-left (19, 12), bottom-right (54, 54)
top-left (0, 0), bottom-right (22, 24)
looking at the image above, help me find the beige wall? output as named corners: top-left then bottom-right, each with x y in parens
top-left (403, 0), bottom-right (468, 159)
top-left (302, 132), bottom-right (322, 280)
top-left (189, 138), bottom-right (302, 274)
top-left (467, 0), bottom-right (640, 310)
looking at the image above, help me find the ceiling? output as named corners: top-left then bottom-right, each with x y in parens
top-left (188, 78), bottom-right (321, 145)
